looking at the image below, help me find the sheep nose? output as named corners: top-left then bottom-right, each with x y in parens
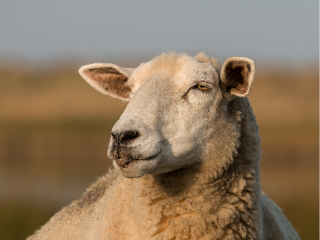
top-left (112, 130), bottom-right (140, 144)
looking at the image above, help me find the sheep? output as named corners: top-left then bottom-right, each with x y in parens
top-left (28, 52), bottom-right (300, 240)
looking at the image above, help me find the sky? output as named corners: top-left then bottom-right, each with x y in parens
top-left (0, 0), bottom-right (318, 65)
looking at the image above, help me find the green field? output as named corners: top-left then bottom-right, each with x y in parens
top-left (0, 63), bottom-right (318, 240)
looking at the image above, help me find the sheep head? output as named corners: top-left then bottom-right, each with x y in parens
top-left (79, 53), bottom-right (255, 178)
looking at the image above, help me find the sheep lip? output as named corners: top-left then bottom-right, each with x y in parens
top-left (141, 149), bottom-right (162, 160)
top-left (115, 150), bottom-right (162, 169)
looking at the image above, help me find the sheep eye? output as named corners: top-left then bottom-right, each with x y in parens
top-left (197, 84), bottom-right (210, 91)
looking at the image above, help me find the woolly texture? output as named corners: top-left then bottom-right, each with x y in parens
top-left (28, 53), bottom-right (300, 240)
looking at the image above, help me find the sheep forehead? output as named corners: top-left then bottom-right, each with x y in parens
top-left (128, 53), bottom-right (218, 93)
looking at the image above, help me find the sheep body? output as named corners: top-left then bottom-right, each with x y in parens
top-left (28, 53), bottom-right (300, 240)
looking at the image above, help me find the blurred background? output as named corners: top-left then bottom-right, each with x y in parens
top-left (0, 1), bottom-right (318, 239)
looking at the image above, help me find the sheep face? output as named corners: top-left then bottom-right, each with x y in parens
top-left (79, 53), bottom-right (255, 178)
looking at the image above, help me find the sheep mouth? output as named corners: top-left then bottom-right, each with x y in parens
top-left (115, 150), bottom-right (162, 169)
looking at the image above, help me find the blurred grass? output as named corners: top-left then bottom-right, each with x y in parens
top-left (0, 62), bottom-right (318, 240)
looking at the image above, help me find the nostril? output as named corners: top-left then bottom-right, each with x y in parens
top-left (119, 131), bottom-right (140, 143)
top-left (111, 132), bottom-right (117, 140)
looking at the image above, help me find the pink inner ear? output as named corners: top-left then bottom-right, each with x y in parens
top-left (224, 62), bottom-right (250, 95)
top-left (85, 68), bottom-right (131, 99)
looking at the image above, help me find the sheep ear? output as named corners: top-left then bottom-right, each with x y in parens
top-left (220, 57), bottom-right (255, 99)
top-left (79, 63), bottom-right (134, 101)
